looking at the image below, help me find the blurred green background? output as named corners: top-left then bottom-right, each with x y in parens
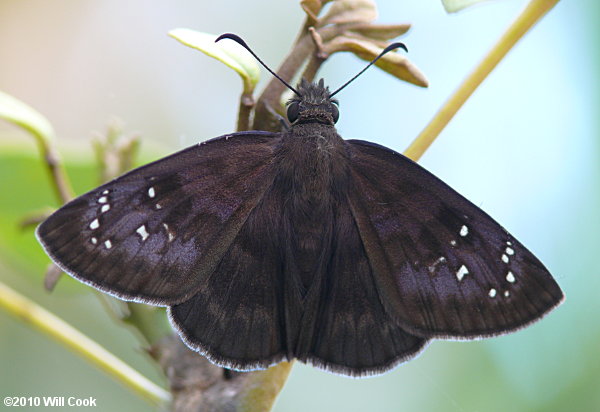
top-left (1, 1), bottom-right (598, 411)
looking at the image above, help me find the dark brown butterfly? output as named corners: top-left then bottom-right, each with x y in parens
top-left (36, 34), bottom-right (563, 377)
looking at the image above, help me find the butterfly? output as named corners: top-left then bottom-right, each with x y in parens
top-left (36, 34), bottom-right (564, 377)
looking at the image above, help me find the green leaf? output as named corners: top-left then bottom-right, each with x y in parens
top-left (168, 29), bottom-right (260, 94)
top-left (442, 0), bottom-right (493, 13)
top-left (0, 90), bottom-right (56, 142)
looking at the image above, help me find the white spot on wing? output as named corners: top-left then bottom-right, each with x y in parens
top-left (136, 225), bottom-right (149, 241)
top-left (506, 271), bottom-right (516, 283)
top-left (428, 256), bottom-right (446, 273)
top-left (489, 288), bottom-right (497, 298)
top-left (505, 246), bottom-right (514, 255)
top-left (101, 204), bottom-right (110, 213)
top-left (450, 240), bottom-right (457, 246)
top-left (504, 290), bottom-right (510, 297)
top-left (155, 203), bottom-right (162, 209)
top-left (460, 225), bottom-right (469, 237)
top-left (104, 239), bottom-right (112, 249)
top-left (506, 240), bottom-right (512, 246)
top-left (148, 187), bottom-right (156, 198)
top-left (102, 190), bottom-right (109, 195)
top-left (501, 254), bottom-right (509, 263)
top-left (98, 196), bottom-right (107, 204)
top-left (89, 219), bottom-right (99, 230)
top-left (91, 237), bottom-right (97, 245)
top-left (163, 223), bottom-right (175, 242)
top-left (456, 265), bottom-right (469, 281)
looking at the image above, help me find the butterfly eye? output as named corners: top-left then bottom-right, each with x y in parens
top-left (330, 103), bottom-right (339, 123)
top-left (287, 102), bottom-right (300, 123)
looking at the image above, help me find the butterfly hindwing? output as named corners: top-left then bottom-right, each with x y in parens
top-left (36, 131), bottom-right (281, 305)
top-left (346, 140), bottom-right (564, 339)
top-left (296, 199), bottom-right (428, 376)
top-left (168, 182), bottom-right (287, 370)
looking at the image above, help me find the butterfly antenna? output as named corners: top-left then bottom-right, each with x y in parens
top-left (329, 42), bottom-right (408, 98)
top-left (216, 33), bottom-right (301, 96)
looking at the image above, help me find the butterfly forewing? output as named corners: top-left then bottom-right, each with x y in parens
top-left (36, 132), bottom-right (280, 305)
top-left (346, 140), bottom-right (564, 338)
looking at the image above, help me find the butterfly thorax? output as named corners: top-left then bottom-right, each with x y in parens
top-left (276, 123), bottom-right (349, 295)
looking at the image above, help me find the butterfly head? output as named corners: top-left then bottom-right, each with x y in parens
top-left (286, 78), bottom-right (339, 125)
top-left (215, 33), bottom-right (406, 127)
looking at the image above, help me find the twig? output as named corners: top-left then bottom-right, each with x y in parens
top-left (19, 209), bottom-right (54, 229)
top-left (33, 137), bottom-right (74, 204)
top-left (0, 281), bottom-right (171, 406)
top-left (403, 0), bottom-right (561, 161)
top-left (43, 263), bottom-right (63, 291)
top-left (116, 132), bottom-right (141, 176)
top-left (120, 304), bottom-right (173, 346)
top-left (150, 336), bottom-right (293, 412)
top-left (308, 26), bottom-right (327, 59)
top-left (238, 361), bottom-right (294, 412)
top-left (302, 27), bottom-right (328, 82)
top-left (237, 92), bottom-right (255, 132)
top-left (253, 24), bottom-right (369, 130)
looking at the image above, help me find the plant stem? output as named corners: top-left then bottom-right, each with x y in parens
top-left (403, 0), bottom-right (561, 162)
top-left (239, 361), bottom-right (294, 412)
top-left (41, 144), bottom-right (74, 203)
top-left (237, 92), bottom-right (255, 131)
top-left (253, 24), bottom-right (364, 130)
top-left (0, 281), bottom-right (171, 407)
top-left (121, 303), bottom-right (172, 346)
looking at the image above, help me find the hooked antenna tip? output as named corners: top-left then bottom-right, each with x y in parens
top-left (384, 42), bottom-right (408, 54)
top-left (215, 33), bottom-right (246, 46)
top-left (329, 41), bottom-right (409, 97)
top-left (215, 32), bottom-right (300, 96)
